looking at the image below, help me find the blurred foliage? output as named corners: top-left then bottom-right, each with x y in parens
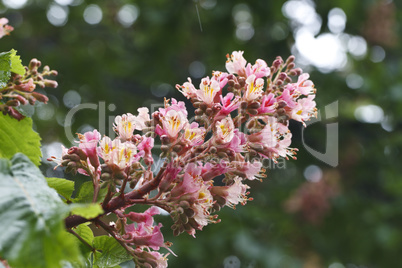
top-left (2, 0), bottom-right (402, 267)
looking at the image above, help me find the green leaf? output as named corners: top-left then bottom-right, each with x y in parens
top-left (71, 224), bottom-right (94, 268)
top-left (73, 181), bottom-right (108, 203)
top-left (71, 203), bottom-right (104, 218)
top-left (74, 224), bottom-right (94, 246)
top-left (0, 50), bottom-right (12, 89)
top-left (93, 236), bottom-right (133, 267)
top-left (46, 177), bottom-right (75, 201)
top-left (0, 114), bottom-right (42, 166)
top-left (9, 49), bottom-right (25, 75)
top-left (0, 153), bottom-right (82, 268)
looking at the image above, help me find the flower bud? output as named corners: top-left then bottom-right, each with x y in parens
top-left (210, 146), bottom-right (217, 154)
top-left (160, 135), bottom-right (170, 144)
top-left (240, 101), bottom-right (247, 110)
top-left (205, 108), bottom-right (213, 116)
top-left (101, 173), bottom-right (111, 181)
top-left (199, 103), bottom-right (207, 111)
top-left (14, 95), bottom-right (28, 105)
top-left (195, 108), bottom-right (203, 115)
top-left (179, 200), bottom-right (190, 209)
top-left (286, 55), bottom-right (295, 64)
top-left (278, 72), bottom-right (288, 81)
top-left (29, 58), bottom-right (39, 70)
top-left (286, 62), bottom-right (295, 70)
top-left (161, 145), bottom-right (169, 152)
top-left (193, 101), bottom-right (200, 108)
top-left (184, 207), bottom-right (195, 218)
top-left (248, 101), bottom-right (261, 109)
top-left (173, 144), bottom-right (182, 153)
top-left (180, 213), bottom-right (189, 224)
top-left (6, 100), bottom-right (20, 107)
top-left (248, 109), bottom-right (258, 115)
top-left (44, 79), bottom-right (58, 88)
top-left (238, 77), bottom-right (246, 87)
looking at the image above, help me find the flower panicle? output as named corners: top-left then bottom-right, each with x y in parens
top-left (52, 51), bottom-right (318, 268)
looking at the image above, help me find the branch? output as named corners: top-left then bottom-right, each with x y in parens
top-left (65, 163), bottom-right (167, 229)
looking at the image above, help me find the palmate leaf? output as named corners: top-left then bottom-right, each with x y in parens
top-left (0, 114), bottom-right (42, 166)
top-left (0, 153), bottom-right (81, 268)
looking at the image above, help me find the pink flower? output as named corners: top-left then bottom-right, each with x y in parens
top-left (171, 163), bottom-right (202, 198)
top-left (201, 162), bottom-right (229, 181)
top-left (248, 119), bottom-right (278, 148)
top-left (137, 136), bottom-right (154, 165)
top-left (245, 59), bottom-right (270, 79)
top-left (258, 93), bottom-right (276, 114)
top-left (134, 249), bottom-right (168, 268)
top-left (0, 18), bottom-right (13, 39)
top-left (215, 117), bottom-right (235, 144)
top-left (294, 73), bottom-right (315, 95)
top-left (219, 93), bottom-right (240, 115)
top-left (103, 139), bottom-right (138, 169)
top-left (195, 77), bottom-right (220, 105)
top-left (77, 130), bottom-right (101, 168)
top-left (176, 78), bottom-right (197, 99)
top-left (244, 74), bottom-right (264, 102)
top-left (211, 177), bottom-right (250, 208)
top-left (183, 122), bottom-right (205, 146)
top-left (157, 109), bottom-right (188, 139)
top-left (277, 88), bottom-right (296, 109)
top-left (114, 108), bottom-right (150, 140)
top-left (290, 95), bottom-right (317, 124)
top-left (125, 206), bottom-right (160, 225)
top-left (98, 136), bottom-right (113, 162)
top-left (212, 71), bottom-right (229, 89)
top-left (125, 222), bottom-right (165, 250)
top-left (229, 161), bottom-right (263, 180)
top-left (157, 98), bottom-right (188, 117)
top-left (114, 113), bottom-right (137, 140)
top-left (226, 51), bottom-right (247, 76)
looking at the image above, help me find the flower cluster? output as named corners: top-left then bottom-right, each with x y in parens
top-left (0, 57), bottom-right (58, 120)
top-left (54, 51), bottom-right (317, 267)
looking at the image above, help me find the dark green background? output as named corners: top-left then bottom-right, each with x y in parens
top-left (2, 0), bottom-right (402, 267)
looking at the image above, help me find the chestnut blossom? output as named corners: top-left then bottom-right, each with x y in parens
top-left (211, 177), bottom-right (250, 208)
top-left (291, 95), bottom-right (317, 125)
top-left (244, 74), bottom-right (264, 102)
top-left (183, 122), bottom-right (205, 146)
top-left (245, 59), bottom-right (271, 79)
top-left (176, 78), bottom-right (197, 99)
top-left (294, 73), bottom-right (315, 95)
top-left (159, 109), bottom-right (188, 139)
top-left (195, 77), bottom-right (220, 105)
top-left (114, 108), bottom-right (150, 140)
top-left (226, 51), bottom-right (247, 76)
top-left (215, 117), bottom-right (235, 144)
top-left (0, 18), bottom-right (13, 39)
top-left (77, 130), bottom-right (101, 168)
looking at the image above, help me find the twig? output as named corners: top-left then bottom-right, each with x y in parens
top-left (94, 219), bottom-right (136, 258)
top-left (68, 228), bottom-right (95, 251)
top-left (65, 162), bottom-right (167, 229)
